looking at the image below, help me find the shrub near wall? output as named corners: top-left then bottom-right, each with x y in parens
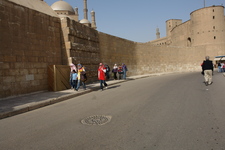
top-left (0, 0), bottom-right (62, 98)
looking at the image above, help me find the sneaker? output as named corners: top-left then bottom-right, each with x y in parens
top-left (208, 82), bottom-right (213, 85)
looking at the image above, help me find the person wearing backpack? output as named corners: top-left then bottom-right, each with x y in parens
top-left (118, 65), bottom-right (123, 80)
top-left (202, 56), bottom-right (214, 86)
top-left (75, 64), bottom-right (86, 91)
top-left (104, 64), bottom-right (110, 80)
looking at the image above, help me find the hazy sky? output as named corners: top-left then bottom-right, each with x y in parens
top-left (45, 0), bottom-right (225, 43)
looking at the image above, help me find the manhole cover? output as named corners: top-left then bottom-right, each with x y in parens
top-left (81, 115), bottom-right (112, 125)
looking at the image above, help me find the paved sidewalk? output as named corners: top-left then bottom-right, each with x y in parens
top-left (0, 73), bottom-right (168, 119)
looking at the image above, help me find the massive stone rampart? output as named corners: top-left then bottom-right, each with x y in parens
top-left (0, 0), bottom-right (62, 98)
top-left (60, 17), bottom-right (100, 83)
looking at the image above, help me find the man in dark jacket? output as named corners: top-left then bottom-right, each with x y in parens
top-left (202, 56), bottom-right (214, 86)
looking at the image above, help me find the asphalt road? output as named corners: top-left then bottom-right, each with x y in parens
top-left (1, 72), bottom-right (225, 150)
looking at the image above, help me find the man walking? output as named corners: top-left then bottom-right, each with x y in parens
top-left (98, 63), bottom-right (108, 91)
top-left (202, 56), bottom-right (214, 86)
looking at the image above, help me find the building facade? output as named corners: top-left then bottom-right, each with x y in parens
top-left (150, 5), bottom-right (225, 49)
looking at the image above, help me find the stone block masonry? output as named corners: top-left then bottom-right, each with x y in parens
top-left (0, 0), bottom-right (62, 98)
top-left (98, 32), bottom-right (138, 77)
top-left (61, 17), bottom-right (101, 83)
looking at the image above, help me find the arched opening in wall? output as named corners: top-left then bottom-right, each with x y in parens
top-left (214, 36), bottom-right (216, 39)
top-left (187, 37), bottom-right (191, 47)
top-left (213, 16), bottom-right (215, 19)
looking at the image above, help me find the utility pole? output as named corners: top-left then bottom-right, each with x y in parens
top-left (204, 0), bottom-right (206, 7)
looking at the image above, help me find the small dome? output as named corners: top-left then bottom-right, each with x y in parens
top-left (51, 0), bottom-right (74, 13)
top-left (80, 19), bottom-right (90, 24)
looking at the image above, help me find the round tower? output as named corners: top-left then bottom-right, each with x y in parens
top-left (190, 5), bottom-right (225, 46)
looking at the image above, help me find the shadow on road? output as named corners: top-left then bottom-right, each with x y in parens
top-left (107, 85), bottom-right (121, 89)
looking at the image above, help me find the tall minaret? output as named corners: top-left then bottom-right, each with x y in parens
top-left (91, 10), bottom-right (97, 29)
top-left (156, 27), bottom-right (160, 39)
top-left (83, 0), bottom-right (88, 20)
top-left (74, 7), bottom-right (79, 21)
top-left (75, 7), bottom-right (79, 16)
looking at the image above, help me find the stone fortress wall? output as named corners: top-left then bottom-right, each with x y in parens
top-left (61, 17), bottom-right (101, 83)
top-left (0, 0), bottom-right (63, 98)
top-left (1, 0), bottom-right (225, 98)
top-left (151, 6), bottom-right (225, 51)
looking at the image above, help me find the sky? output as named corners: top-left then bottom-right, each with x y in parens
top-left (45, 0), bottom-right (225, 43)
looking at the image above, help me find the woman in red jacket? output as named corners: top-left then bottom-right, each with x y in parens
top-left (98, 63), bottom-right (108, 91)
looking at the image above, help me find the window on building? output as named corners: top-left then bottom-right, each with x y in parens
top-left (213, 16), bottom-right (215, 19)
top-left (214, 36), bottom-right (216, 39)
top-left (213, 26), bottom-right (215, 29)
top-left (213, 9), bottom-right (214, 12)
top-left (187, 37), bottom-right (191, 47)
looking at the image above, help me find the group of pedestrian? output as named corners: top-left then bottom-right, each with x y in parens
top-left (112, 63), bottom-right (128, 80)
top-left (98, 63), bottom-right (128, 90)
top-left (69, 63), bottom-right (87, 91)
top-left (69, 62), bottom-right (128, 91)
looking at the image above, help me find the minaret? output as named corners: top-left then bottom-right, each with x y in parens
top-left (91, 10), bottom-right (97, 29)
top-left (156, 27), bottom-right (160, 39)
top-left (75, 7), bottom-right (78, 16)
top-left (74, 7), bottom-right (79, 21)
top-left (83, 0), bottom-right (88, 20)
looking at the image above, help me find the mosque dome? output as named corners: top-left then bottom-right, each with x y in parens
top-left (51, 0), bottom-right (75, 13)
top-left (80, 19), bottom-right (90, 24)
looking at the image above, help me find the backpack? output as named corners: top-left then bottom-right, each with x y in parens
top-left (80, 71), bottom-right (87, 82)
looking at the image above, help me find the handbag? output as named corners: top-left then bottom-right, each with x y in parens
top-left (80, 71), bottom-right (87, 82)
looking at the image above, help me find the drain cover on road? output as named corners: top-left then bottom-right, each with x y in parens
top-left (81, 115), bottom-right (112, 125)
